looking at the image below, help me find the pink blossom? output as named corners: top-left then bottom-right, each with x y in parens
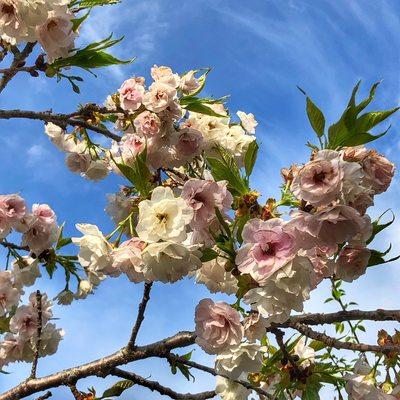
top-left (32, 204), bottom-right (56, 225)
top-left (118, 77), bottom-right (145, 111)
top-left (195, 298), bottom-right (243, 354)
top-left (142, 81), bottom-right (177, 113)
top-left (150, 65), bottom-right (180, 88)
top-left (0, 271), bottom-right (21, 316)
top-left (65, 152), bottom-right (91, 174)
top-left (0, 194), bottom-right (26, 226)
top-left (334, 245), bottom-right (371, 282)
top-left (182, 179), bottom-right (232, 229)
top-left (289, 205), bottom-right (369, 249)
top-left (363, 151), bottom-right (395, 194)
top-left (134, 111), bottom-right (161, 136)
top-left (37, 9), bottom-right (76, 64)
top-left (236, 218), bottom-right (297, 284)
top-left (109, 238), bottom-right (146, 283)
top-left (174, 127), bottom-right (203, 158)
top-left (291, 150), bottom-right (342, 206)
top-left (21, 217), bottom-right (59, 255)
top-left (301, 246), bottom-right (336, 289)
top-left (116, 133), bottom-right (146, 163)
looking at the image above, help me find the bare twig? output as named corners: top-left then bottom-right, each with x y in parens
top-left (165, 353), bottom-right (274, 400)
top-left (67, 384), bottom-right (82, 400)
top-left (272, 309), bottom-right (400, 327)
top-left (0, 42), bottom-right (36, 93)
top-left (271, 328), bottom-right (303, 378)
top-left (0, 239), bottom-right (29, 251)
top-left (30, 291), bottom-right (43, 379)
top-left (0, 109), bottom-right (121, 142)
top-left (128, 282), bottom-right (153, 348)
top-left (34, 392), bottom-right (52, 400)
top-left (289, 322), bottom-right (400, 354)
top-left (111, 368), bottom-right (215, 400)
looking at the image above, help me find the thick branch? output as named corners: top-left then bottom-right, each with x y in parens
top-left (111, 368), bottom-right (215, 400)
top-left (0, 331), bottom-right (196, 400)
top-left (0, 109), bottom-right (121, 142)
top-left (128, 282), bottom-right (153, 348)
top-left (0, 43), bottom-right (36, 93)
top-left (289, 322), bottom-right (400, 354)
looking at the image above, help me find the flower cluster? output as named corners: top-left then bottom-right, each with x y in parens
top-left (9, 61), bottom-right (399, 399)
top-left (0, 0), bottom-right (76, 62)
top-left (0, 292), bottom-right (63, 369)
top-left (0, 194), bottom-right (59, 255)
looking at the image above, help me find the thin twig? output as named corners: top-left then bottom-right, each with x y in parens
top-left (30, 291), bottom-right (43, 379)
top-left (165, 353), bottom-right (274, 400)
top-left (0, 42), bottom-right (36, 93)
top-left (34, 392), bottom-right (52, 400)
top-left (0, 239), bottom-right (29, 251)
top-left (289, 322), bottom-right (400, 354)
top-left (111, 368), bottom-right (215, 400)
top-left (0, 109), bottom-right (121, 142)
top-left (67, 384), bottom-right (82, 400)
top-left (271, 328), bottom-right (303, 378)
top-left (128, 282), bottom-right (153, 348)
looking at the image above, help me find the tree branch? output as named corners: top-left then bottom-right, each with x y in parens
top-left (111, 368), bottom-right (216, 400)
top-left (165, 353), bottom-right (275, 400)
top-left (128, 282), bottom-right (153, 348)
top-left (30, 291), bottom-right (43, 379)
top-left (288, 322), bottom-right (400, 354)
top-left (272, 309), bottom-right (400, 327)
top-left (0, 43), bottom-right (36, 93)
top-left (0, 331), bottom-right (196, 400)
top-left (0, 109), bottom-right (121, 142)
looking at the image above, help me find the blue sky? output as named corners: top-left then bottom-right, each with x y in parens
top-left (1, 0), bottom-right (400, 398)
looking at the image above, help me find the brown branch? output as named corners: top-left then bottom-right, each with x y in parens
top-left (0, 239), bottom-right (29, 251)
top-left (34, 392), bottom-right (52, 400)
top-left (0, 109), bottom-right (121, 142)
top-left (289, 322), bottom-right (400, 354)
top-left (0, 43), bottom-right (36, 93)
top-left (111, 368), bottom-right (215, 400)
top-left (0, 331), bottom-right (196, 400)
top-left (67, 384), bottom-right (83, 400)
top-left (271, 328), bottom-right (303, 378)
top-left (273, 309), bottom-right (400, 327)
top-left (128, 282), bottom-right (153, 348)
top-left (165, 353), bottom-right (274, 400)
top-left (30, 291), bottom-right (43, 379)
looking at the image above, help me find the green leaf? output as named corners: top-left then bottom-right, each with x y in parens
top-left (181, 99), bottom-right (226, 117)
top-left (309, 340), bottom-right (326, 352)
top-left (114, 151), bottom-right (153, 197)
top-left (45, 261), bottom-right (57, 279)
top-left (368, 248), bottom-right (400, 267)
top-left (367, 209), bottom-right (395, 245)
top-left (184, 68), bottom-right (211, 97)
top-left (71, 11), bottom-right (90, 32)
top-left (200, 248), bottom-right (219, 262)
top-left (244, 140), bottom-right (259, 177)
top-left (206, 147), bottom-right (249, 196)
top-left (0, 316), bottom-right (10, 334)
top-left (49, 35), bottom-right (134, 72)
top-left (71, 0), bottom-right (120, 8)
top-left (306, 97), bottom-right (325, 137)
top-left (325, 81), bottom-right (398, 149)
top-left (100, 380), bottom-right (134, 399)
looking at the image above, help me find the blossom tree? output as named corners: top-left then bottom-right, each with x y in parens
top-left (0, 1), bottom-right (400, 399)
